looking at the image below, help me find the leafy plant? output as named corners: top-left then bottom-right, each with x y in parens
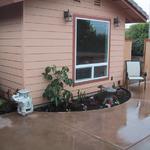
top-left (42, 66), bottom-right (73, 107)
top-left (0, 98), bottom-right (8, 114)
top-left (77, 90), bottom-right (86, 103)
top-left (0, 98), bottom-right (5, 109)
top-left (112, 82), bottom-right (116, 89)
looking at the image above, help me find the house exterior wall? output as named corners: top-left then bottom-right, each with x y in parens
top-left (0, 3), bottom-right (23, 93)
top-left (23, 0), bottom-right (125, 105)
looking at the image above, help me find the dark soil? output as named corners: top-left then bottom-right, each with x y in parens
top-left (0, 98), bottom-right (17, 115)
top-left (35, 87), bottom-right (131, 112)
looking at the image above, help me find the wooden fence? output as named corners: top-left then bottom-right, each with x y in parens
top-left (124, 40), bottom-right (132, 61)
top-left (144, 39), bottom-right (150, 80)
top-left (123, 40), bottom-right (132, 84)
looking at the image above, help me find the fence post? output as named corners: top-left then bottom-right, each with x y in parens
top-left (144, 39), bottom-right (150, 80)
top-left (123, 40), bottom-right (132, 85)
top-left (124, 40), bottom-right (132, 61)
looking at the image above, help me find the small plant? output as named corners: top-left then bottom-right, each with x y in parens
top-left (77, 90), bottom-right (86, 103)
top-left (98, 85), bottom-right (104, 92)
top-left (112, 82), bottom-right (116, 89)
top-left (0, 88), bottom-right (18, 114)
top-left (118, 80), bottom-right (121, 87)
top-left (0, 88), bottom-right (6, 112)
top-left (42, 65), bottom-right (73, 107)
top-left (0, 98), bottom-right (5, 109)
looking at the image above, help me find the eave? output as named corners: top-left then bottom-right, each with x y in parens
top-left (0, 0), bottom-right (148, 23)
top-left (112, 0), bottom-right (148, 23)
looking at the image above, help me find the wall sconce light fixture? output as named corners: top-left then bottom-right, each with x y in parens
top-left (64, 9), bottom-right (72, 22)
top-left (114, 17), bottom-right (120, 27)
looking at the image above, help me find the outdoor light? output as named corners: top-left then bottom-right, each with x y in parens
top-left (114, 17), bottom-right (120, 27)
top-left (64, 9), bottom-right (72, 22)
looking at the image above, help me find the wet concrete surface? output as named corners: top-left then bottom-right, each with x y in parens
top-left (128, 136), bottom-right (150, 150)
top-left (0, 82), bottom-right (150, 150)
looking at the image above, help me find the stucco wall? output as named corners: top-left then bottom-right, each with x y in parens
top-left (0, 3), bottom-right (23, 93)
top-left (23, 0), bottom-right (125, 104)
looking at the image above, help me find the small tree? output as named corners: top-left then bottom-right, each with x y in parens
top-left (125, 23), bottom-right (149, 56)
top-left (42, 66), bottom-right (73, 107)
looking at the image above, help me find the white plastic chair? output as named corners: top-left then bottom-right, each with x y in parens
top-left (125, 60), bottom-right (147, 89)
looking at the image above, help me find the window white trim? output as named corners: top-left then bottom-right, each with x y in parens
top-left (76, 63), bottom-right (108, 69)
top-left (74, 17), bottom-right (110, 83)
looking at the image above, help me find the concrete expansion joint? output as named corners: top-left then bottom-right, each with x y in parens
top-left (55, 117), bottom-right (123, 150)
top-left (125, 134), bottom-right (150, 150)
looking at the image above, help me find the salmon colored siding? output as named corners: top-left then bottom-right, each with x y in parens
top-left (0, 3), bottom-right (23, 92)
top-left (22, 0), bottom-right (125, 105)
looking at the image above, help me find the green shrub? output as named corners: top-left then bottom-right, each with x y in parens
top-left (42, 66), bottom-right (73, 106)
top-left (0, 98), bottom-right (6, 109)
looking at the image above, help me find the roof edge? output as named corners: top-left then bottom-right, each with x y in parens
top-left (0, 0), bottom-right (148, 22)
top-left (0, 0), bottom-right (23, 7)
top-left (125, 0), bottom-right (148, 21)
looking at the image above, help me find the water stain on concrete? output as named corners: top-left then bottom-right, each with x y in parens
top-left (0, 117), bottom-right (12, 129)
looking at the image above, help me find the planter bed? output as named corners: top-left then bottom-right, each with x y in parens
top-left (35, 87), bottom-right (131, 112)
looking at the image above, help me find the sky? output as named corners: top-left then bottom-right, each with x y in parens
top-left (134, 0), bottom-right (150, 15)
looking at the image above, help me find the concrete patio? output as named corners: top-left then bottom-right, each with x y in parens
top-left (0, 82), bottom-right (150, 150)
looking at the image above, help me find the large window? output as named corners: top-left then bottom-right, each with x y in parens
top-left (75, 17), bottom-right (110, 83)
